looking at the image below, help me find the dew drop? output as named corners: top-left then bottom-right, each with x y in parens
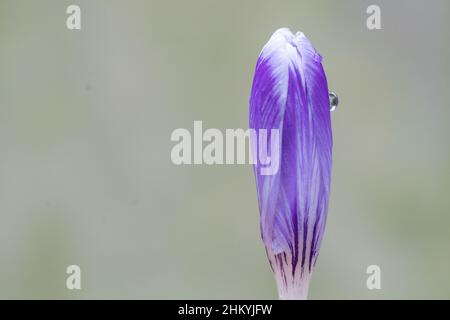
top-left (329, 91), bottom-right (339, 112)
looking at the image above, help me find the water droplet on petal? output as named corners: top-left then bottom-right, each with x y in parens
top-left (329, 91), bottom-right (338, 112)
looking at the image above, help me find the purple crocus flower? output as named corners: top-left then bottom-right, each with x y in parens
top-left (249, 28), bottom-right (333, 299)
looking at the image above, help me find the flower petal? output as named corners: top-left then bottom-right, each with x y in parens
top-left (249, 28), bottom-right (332, 277)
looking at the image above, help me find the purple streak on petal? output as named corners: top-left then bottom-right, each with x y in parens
top-left (249, 28), bottom-right (332, 276)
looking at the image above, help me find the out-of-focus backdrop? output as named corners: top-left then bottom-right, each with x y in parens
top-left (0, 0), bottom-right (449, 299)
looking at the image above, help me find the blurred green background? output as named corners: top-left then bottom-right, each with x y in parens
top-left (0, 0), bottom-right (449, 299)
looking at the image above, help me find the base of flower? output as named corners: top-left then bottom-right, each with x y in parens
top-left (268, 251), bottom-right (313, 300)
top-left (275, 270), bottom-right (311, 300)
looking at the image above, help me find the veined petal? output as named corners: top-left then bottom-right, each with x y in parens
top-left (249, 28), bottom-right (332, 298)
